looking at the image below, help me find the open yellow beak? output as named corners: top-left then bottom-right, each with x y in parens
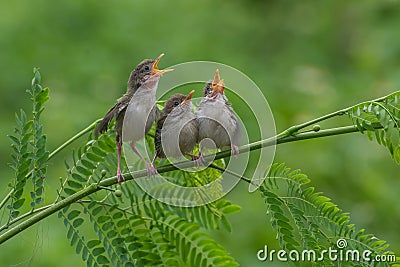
top-left (181, 90), bottom-right (195, 105)
top-left (212, 69), bottom-right (221, 86)
top-left (152, 53), bottom-right (174, 75)
top-left (211, 69), bottom-right (224, 96)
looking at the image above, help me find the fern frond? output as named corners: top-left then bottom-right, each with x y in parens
top-left (139, 193), bottom-right (241, 232)
top-left (77, 195), bottom-right (240, 266)
top-left (260, 162), bottom-right (398, 266)
top-left (348, 92), bottom-right (400, 163)
top-left (7, 109), bottom-right (33, 220)
top-left (58, 130), bottom-right (240, 266)
top-left (60, 133), bottom-right (116, 199)
top-left (28, 68), bottom-right (50, 209)
top-left (5, 68), bottom-right (50, 220)
top-left (155, 213), bottom-right (239, 267)
top-left (58, 207), bottom-right (110, 266)
top-left (83, 201), bottom-right (150, 266)
top-left (59, 132), bottom-right (133, 266)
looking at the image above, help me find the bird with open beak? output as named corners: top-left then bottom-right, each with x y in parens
top-left (196, 69), bottom-right (241, 161)
top-left (94, 53), bottom-right (173, 183)
top-left (153, 90), bottom-right (198, 166)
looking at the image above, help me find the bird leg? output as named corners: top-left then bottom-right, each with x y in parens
top-left (188, 149), bottom-right (205, 168)
top-left (186, 153), bottom-right (198, 161)
top-left (116, 138), bottom-right (125, 184)
top-left (130, 141), bottom-right (158, 177)
top-left (230, 144), bottom-right (239, 159)
top-left (186, 153), bottom-right (201, 168)
top-left (151, 152), bottom-right (158, 170)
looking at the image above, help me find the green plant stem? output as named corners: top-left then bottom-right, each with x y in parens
top-left (0, 184), bottom-right (99, 245)
top-left (277, 91), bottom-right (398, 137)
top-left (48, 119), bottom-right (101, 159)
top-left (0, 193), bottom-right (11, 212)
top-left (278, 125), bottom-right (375, 144)
top-left (0, 123), bottom-right (383, 244)
top-left (2, 89), bottom-right (394, 212)
top-left (279, 109), bottom-right (347, 136)
top-left (0, 204), bottom-right (52, 232)
top-left (211, 124), bottom-right (379, 162)
top-left (2, 90), bottom-right (397, 242)
top-left (209, 163), bottom-right (252, 184)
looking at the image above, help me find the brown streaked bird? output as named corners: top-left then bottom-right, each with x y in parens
top-left (152, 90), bottom-right (198, 166)
top-left (202, 80), bottom-right (213, 97)
top-left (195, 69), bottom-right (241, 162)
top-left (94, 53), bottom-right (173, 183)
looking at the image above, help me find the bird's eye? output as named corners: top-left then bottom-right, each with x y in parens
top-left (173, 101), bottom-right (180, 107)
top-left (144, 65), bottom-right (150, 71)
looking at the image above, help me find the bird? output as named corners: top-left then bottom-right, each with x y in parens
top-left (202, 80), bottom-right (213, 97)
top-left (195, 69), bottom-right (241, 163)
top-left (153, 90), bottom-right (198, 165)
top-left (94, 53), bottom-right (173, 183)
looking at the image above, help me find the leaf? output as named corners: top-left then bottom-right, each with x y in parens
top-left (97, 255), bottom-right (110, 264)
top-left (12, 195), bottom-right (25, 208)
top-left (67, 180), bottom-right (84, 189)
top-left (68, 210), bottom-right (81, 220)
top-left (72, 173), bottom-right (87, 183)
top-left (348, 92), bottom-right (400, 164)
top-left (8, 135), bottom-right (20, 145)
top-left (73, 218), bottom-right (85, 228)
top-left (87, 152), bottom-right (103, 162)
top-left (87, 240), bottom-right (101, 249)
top-left (221, 204), bottom-right (241, 214)
top-left (92, 247), bottom-right (105, 256)
top-left (261, 162), bottom-right (397, 264)
top-left (81, 159), bottom-right (97, 170)
top-left (76, 166), bottom-right (92, 176)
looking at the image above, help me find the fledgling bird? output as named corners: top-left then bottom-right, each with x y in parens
top-left (94, 53), bottom-right (173, 183)
top-left (153, 90), bottom-right (198, 165)
top-left (195, 69), bottom-right (241, 161)
top-left (202, 80), bottom-right (213, 97)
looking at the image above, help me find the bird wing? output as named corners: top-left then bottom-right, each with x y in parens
top-left (154, 113), bottom-right (167, 158)
top-left (94, 95), bottom-right (130, 136)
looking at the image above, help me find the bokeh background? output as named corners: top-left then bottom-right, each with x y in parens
top-left (1, 1), bottom-right (399, 266)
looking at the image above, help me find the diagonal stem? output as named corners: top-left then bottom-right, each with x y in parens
top-left (48, 119), bottom-right (101, 159)
top-left (1, 90), bottom-right (397, 244)
top-left (0, 123), bottom-right (383, 244)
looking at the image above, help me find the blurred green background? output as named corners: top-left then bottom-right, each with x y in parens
top-left (1, 0), bottom-right (399, 266)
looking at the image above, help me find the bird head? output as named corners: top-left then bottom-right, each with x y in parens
top-left (163, 90), bottom-right (195, 116)
top-left (202, 80), bottom-right (213, 97)
top-left (128, 53), bottom-right (173, 90)
top-left (210, 69), bottom-right (225, 98)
